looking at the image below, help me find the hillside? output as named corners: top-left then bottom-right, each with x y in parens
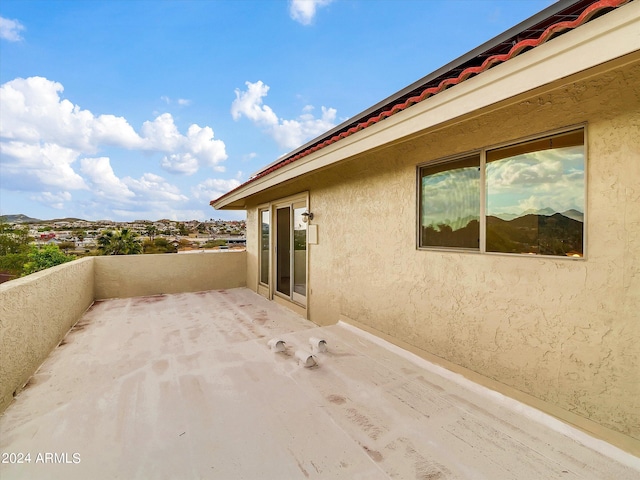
top-left (0, 214), bottom-right (42, 223)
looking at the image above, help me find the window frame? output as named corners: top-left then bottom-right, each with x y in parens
top-left (258, 207), bottom-right (270, 287)
top-left (417, 152), bottom-right (482, 252)
top-left (256, 192), bottom-right (310, 307)
top-left (416, 125), bottom-right (587, 259)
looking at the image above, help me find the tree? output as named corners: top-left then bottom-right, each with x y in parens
top-left (203, 239), bottom-right (227, 248)
top-left (97, 229), bottom-right (143, 255)
top-left (177, 223), bottom-right (190, 236)
top-left (143, 237), bottom-right (178, 254)
top-left (145, 225), bottom-right (157, 241)
top-left (0, 221), bottom-right (31, 277)
top-left (0, 253), bottom-right (29, 277)
top-left (58, 241), bottom-right (76, 253)
top-left (22, 244), bottom-right (74, 275)
top-left (0, 221), bottom-right (31, 255)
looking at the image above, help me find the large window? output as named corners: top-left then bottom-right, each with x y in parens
top-left (419, 128), bottom-right (585, 257)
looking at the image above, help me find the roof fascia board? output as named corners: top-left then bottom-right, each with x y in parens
top-left (214, 2), bottom-right (639, 209)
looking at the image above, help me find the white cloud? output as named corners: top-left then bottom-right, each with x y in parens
top-left (185, 124), bottom-right (227, 167)
top-left (0, 75), bottom-right (233, 221)
top-left (0, 140), bottom-right (88, 190)
top-left (488, 157), bottom-right (563, 190)
top-left (289, 0), bottom-right (334, 25)
top-left (486, 147), bottom-right (585, 215)
top-left (271, 105), bottom-right (337, 150)
top-left (140, 113), bottom-right (183, 151)
top-left (231, 81), bottom-right (278, 125)
top-left (192, 178), bottom-right (242, 202)
top-left (80, 157), bottom-right (135, 200)
top-left (0, 76), bottom-right (229, 197)
top-left (161, 153), bottom-right (199, 175)
top-left (160, 95), bottom-right (192, 107)
top-left (231, 80), bottom-right (337, 150)
top-left (93, 114), bottom-right (143, 149)
top-left (123, 173), bottom-right (189, 203)
top-left (30, 191), bottom-right (72, 210)
top-left (0, 16), bottom-right (25, 42)
top-left (76, 165), bottom-right (198, 221)
top-left (0, 76), bottom-right (141, 152)
top-left (141, 115), bottom-right (227, 173)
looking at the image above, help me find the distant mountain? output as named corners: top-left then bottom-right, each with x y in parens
top-left (487, 213), bottom-right (583, 256)
top-left (0, 214), bottom-right (42, 223)
top-left (522, 207), bottom-right (555, 216)
top-left (1, 214), bottom-right (88, 224)
top-left (494, 208), bottom-right (583, 222)
top-left (560, 209), bottom-right (584, 222)
top-left (493, 212), bottom-right (520, 221)
top-left (46, 217), bottom-right (88, 223)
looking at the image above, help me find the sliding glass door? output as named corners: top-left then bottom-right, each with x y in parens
top-left (276, 206), bottom-right (291, 296)
top-left (273, 198), bottom-right (307, 306)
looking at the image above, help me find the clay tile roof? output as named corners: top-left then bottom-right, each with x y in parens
top-left (211, 0), bottom-right (630, 207)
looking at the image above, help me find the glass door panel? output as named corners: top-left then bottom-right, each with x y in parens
top-left (292, 205), bottom-right (307, 303)
top-left (276, 207), bottom-right (291, 296)
top-left (260, 210), bottom-right (270, 285)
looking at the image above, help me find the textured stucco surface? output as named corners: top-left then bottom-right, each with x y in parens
top-left (0, 257), bottom-right (95, 412)
top-left (243, 59), bottom-right (640, 448)
top-left (94, 251), bottom-right (246, 299)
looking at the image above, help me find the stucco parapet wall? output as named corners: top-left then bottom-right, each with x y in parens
top-left (94, 250), bottom-right (247, 299)
top-left (214, 1), bottom-right (640, 209)
top-left (0, 257), bottom-right (95, 413)
top-left (0, 252), bottom-right (247, 414)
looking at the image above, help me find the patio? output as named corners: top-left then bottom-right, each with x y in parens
top-left (1, 287), bottom-right (638, 479)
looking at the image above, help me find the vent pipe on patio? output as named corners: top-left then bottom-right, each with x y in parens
top-left (295, 350), bottom-right (317, 368)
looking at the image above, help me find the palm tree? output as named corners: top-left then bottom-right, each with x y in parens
top-left (97, 229), bottom-right (143, 255)
top-left (145, 225), bottom-right (157, 241)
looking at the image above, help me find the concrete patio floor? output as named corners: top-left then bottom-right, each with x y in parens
top-left (1, 288), bottom-right (638, 479)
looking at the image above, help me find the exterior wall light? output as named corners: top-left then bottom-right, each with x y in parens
top-left (301, 211), bottom-right (314, 223)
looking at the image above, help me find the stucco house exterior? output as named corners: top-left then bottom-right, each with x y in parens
top-left (212, 0), bottom-right (640, 455)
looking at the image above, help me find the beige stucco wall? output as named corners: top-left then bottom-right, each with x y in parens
top-left (0, 257), bottom-right (95, 412)
top-left (246, 210), bottom-right (259, 295)
top-left (243, 59), bottom-right (640, 450)
top-left (94, 251), bottom-right (246, 299)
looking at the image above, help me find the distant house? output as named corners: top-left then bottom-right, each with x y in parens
top-left (212, 0), bottom-right (640, 451)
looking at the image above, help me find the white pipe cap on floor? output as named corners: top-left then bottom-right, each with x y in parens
top-left (309, 337), bottom-right (327, 353)
top-left (268, 338), bottom-right (286, 352)
top-left (295, 349), bottom-right (317, 367)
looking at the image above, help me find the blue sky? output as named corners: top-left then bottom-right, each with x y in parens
top-left (1, 0), bottom-right (553, 222)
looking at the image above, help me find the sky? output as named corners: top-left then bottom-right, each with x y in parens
top-left (0, 0), bottom-right (555, 222)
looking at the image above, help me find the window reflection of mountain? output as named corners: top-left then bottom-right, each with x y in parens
top-left (487, 213), bottom-right (583, 256)
top-left (422, 212), bottom-right (583, 256)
